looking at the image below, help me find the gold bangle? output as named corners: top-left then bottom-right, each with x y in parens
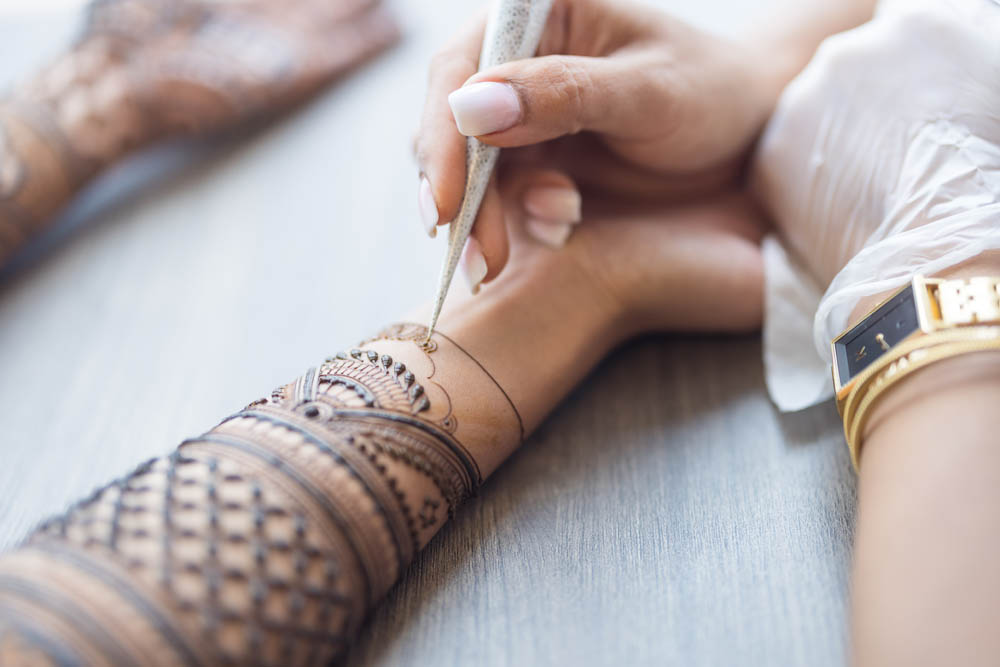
top-left (842, 328), bottom-right (1000, 469)
top-left (840, 326), bottom-right (1000, 427)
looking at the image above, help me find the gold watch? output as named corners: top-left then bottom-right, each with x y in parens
top-left (832, 275), bottom-right (1000, 413)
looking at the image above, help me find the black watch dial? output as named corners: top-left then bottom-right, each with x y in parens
top-left (833, 284), bottom-right (921, 388)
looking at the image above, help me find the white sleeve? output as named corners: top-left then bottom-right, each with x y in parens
top-left (755, 0), bottom-right (1000, 411)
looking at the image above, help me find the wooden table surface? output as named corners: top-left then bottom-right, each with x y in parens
top-left (0, 2), bottom-right (857, 665)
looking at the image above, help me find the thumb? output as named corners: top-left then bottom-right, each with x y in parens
top-left (448, 53), bottom-right (665, 147)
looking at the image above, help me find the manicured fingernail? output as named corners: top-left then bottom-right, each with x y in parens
top-left (526, 218), bottom-right (573, 249)
top-left (523, 186), bottom-right (582, 224)
top-left (448, 81), bottom-right (521, 137)
top-left (418, 176), bottom-right (438, 238)
top-left (460, 236), bottom-right (488, 294)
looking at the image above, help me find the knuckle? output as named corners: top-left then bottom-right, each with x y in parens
top-left (428, 49), bottom-right (477, 86)
top-left (428, 48), bottom-right (454, 74)
top-left (550, 57), bottom-right (591, 134)
top-left (413, 136), bottom-right (427, 167)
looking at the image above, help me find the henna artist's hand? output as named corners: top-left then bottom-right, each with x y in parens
top-left (0, 0), bottom-right (398, 265)
top-left (413, 0), bottom-right (785, 290)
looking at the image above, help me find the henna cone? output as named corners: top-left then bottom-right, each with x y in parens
top-left (0, 324), bottom-right (523, 665)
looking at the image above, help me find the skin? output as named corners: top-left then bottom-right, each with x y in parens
top-left (849, 252), bottom-right (1000, 667)
top-left (418, 192), bottom-right (767, 434)
top-left (415, 0), bottom-right (877, 284)
top-left (18, 0), bottom-right (999, 663)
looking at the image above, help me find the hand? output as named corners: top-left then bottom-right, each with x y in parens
top-left (752, 0), bottom-right (1000, 346)
top-left (414, 0), bottom-right (782, 291)
top-left (16, 0), bottom-right (399, 169)
top-left (441, 186), bottom-right (766, 349)
top-left (543, 192), bottom-right (766, 338)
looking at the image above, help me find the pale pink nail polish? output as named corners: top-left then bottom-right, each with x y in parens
top-left (523, 186), bottom-right (582, 224)
top-left (418, 176), bottom-right (438, 238)
top-left (460, 236), bottom-right (488, 294)
top-left (526, 218), bottom-right (573, 249)
top-left (448, 81), bottom-right (521, 137)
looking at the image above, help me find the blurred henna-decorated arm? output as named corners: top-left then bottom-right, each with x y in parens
top-left (0, 0), bottom-right (398, 266)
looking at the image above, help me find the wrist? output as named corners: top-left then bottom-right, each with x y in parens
top-left (844, 252), bottom-right (1000, 466)
top-left (417, 241), bottom-right (627, 435)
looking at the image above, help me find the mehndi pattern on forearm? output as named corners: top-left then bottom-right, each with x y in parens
top-left (0, 325), bottom-right (500, 664)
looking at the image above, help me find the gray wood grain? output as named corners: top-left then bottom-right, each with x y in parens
top-left (0, 2), bottom-right (857, 665)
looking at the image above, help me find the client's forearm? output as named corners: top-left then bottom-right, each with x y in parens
top-left (849, 253), bottom-right (1000, 667)
top-left (851, 352), bottom-right (1000, 667)
top-left (0, 249), bottom-right (616, 663)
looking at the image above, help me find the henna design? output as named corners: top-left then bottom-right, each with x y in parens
top-left (0, 326), bottom-right (490, 664)
top-left (370, 322), bottom-right (526, 442)
top-left (0, 0), bottom-right (398, 269)
top-left (0, 619), bottom-right (64, 667)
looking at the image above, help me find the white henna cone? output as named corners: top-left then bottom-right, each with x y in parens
top-left (526, 218), bottom-right (573, 248)
top-left (424, 0), bottom-right (555, 343)
top-left (460, 236), bottom-right (488, 294)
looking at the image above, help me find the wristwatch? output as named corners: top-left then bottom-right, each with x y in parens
top-left (832, 275), bottom-right (1000, 412)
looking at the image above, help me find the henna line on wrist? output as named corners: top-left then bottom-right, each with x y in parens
top-left (431, 327), bottom-right (526, 443)
top-left (367, 322), bottom-right (525, 441)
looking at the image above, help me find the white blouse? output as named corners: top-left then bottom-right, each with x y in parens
top-left (754, 0), bottom-right (1000, 410)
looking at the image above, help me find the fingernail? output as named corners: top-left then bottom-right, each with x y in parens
top-left (523, 186), bottom-right (582, 224)
top-left (460, 236), bottom-right (488, 294)
top-left (448, 81), bottom-right (521, 137)
top-left (526, 218), bottom-right (573, 249)
top-left (418, 176), bottom-right (438, 238)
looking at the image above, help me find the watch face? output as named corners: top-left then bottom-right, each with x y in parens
top-left (833, 284), bottom-right (921, 388)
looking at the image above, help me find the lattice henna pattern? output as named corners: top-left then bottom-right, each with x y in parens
top-left (0, 334), bottom-right (481, 665)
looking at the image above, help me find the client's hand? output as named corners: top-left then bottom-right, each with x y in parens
top-left (423, 186), bottom-right (765, 435)
top-left (509, 190), bottom-right (766, 337)
top-left (414, 0), bottom-right (784, 288)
